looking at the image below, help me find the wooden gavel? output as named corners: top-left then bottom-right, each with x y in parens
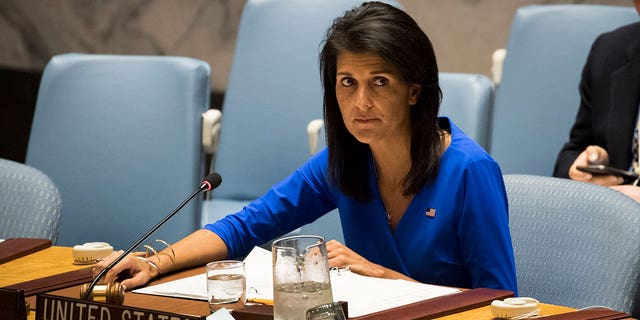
top-left (80, 282), bottom-right (125, 305)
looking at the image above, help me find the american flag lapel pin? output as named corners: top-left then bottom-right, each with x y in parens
top-left (425, 208), bottom-right (436, 218)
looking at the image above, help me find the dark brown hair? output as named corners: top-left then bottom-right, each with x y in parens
top-left (320, 1), bottom-right (442, 202)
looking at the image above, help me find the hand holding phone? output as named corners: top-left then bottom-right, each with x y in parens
top-left (576, 165), bottom-right (638, 181)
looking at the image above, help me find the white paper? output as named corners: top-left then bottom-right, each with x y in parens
top-left (133, 272), bottom-right (208, 300)
top-left (242, 244), bottom-right (274, 299)
top-left (133, 246), bottom-right (461, 318)
top-left (133, 246), bottom-right (273, 300)
top-left (330, 269), bottom-right (459, 317)
top-left (206, 308), bottom-right (235, 320)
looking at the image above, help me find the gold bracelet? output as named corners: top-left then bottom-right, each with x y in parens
top-left (138, 239), bottom-right (175, 276)
top-left (143, 244), bottom-right (159, 258)
top-left (136, 256), bottom-right (161, 275)
top-left (154, 239), bottom-right (176, 263)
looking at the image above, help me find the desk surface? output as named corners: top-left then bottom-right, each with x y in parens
top-left (3, 246), bottom-right (578, 320)
top-left (0, 246), bottom-right (88, 287)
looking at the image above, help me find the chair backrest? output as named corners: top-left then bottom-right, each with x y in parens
top-left (212, 0), bottom-right (401, 203)
top-left (490, 5), bottom-right (639, 175)
top-left (439, 73), bottom-right (494, 151)
top-left (26, 53), bottom-right (210, 249)
top-left (504, 174), bottom-right (640, 315)
top-left (0, 158), bottom-right (62, 243)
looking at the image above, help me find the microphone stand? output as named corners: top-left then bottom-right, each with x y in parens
top-left (82, 175), bottom-right (219, 300)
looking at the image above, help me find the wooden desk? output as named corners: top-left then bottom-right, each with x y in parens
top-left (0, 246), bottom-right (90, 320)
top-left (434, 304), bottom-right (575, 319)
top-left (1, 246), bottom-right (593, 320)
top-left (0, 246), bottom-right (87, 288)
top-left (47, 266), bottom-right (211, 317)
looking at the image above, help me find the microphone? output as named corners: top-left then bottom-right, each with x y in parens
top-left (81, 172), bottom-right (222, 301)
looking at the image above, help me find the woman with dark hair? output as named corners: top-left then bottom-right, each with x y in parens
top-left (99, 1), bottom-right (517, 294)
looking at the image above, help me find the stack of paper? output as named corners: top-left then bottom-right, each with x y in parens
top-left (133, 246), bottom-right (460, 318)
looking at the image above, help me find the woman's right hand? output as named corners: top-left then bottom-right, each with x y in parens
top-left (94, 250), bottom-right (160, 291)
top-left (568, 145), bottom-right (622, 186)
top-left (93, 230), bottom-right (230, 291)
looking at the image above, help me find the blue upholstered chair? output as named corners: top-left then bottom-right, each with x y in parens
top-left (26, 53), bottom-right (210, 249)
top-left (490, 5), bottom-right (639, 175)
top-left (202, 0), bottom-right (401, 245)
top-left (0, 158), bottom-right (62, 243)
top-left (439, 73), bottom-right (494, 151)
top-left (504, 174), bottom-right (640, 316)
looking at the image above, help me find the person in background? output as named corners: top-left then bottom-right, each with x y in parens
top-left (553, 0), bottom-right (640, 203)
top-left (99, 1), bottom-right (517, 294)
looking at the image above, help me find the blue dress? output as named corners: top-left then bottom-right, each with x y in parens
top-left (205, 118), bottom-right (518, 293)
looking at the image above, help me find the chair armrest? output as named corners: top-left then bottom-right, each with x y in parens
top-left (202, 109), bottom-right (222, 155)
top-left (307, 119), bottom-right (324, 155)
top-left (491, 48), bottom-right (506, 85)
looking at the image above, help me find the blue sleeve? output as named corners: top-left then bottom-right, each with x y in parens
top-left (458, 160), bottom-right (518, 295)
top-left (203, 149), bottom-right (337, 258)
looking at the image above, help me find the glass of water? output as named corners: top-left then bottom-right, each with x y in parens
top-left (272, 235), bottom-right (333, 320)
top-left (206, 260), bottom-right (246, 312)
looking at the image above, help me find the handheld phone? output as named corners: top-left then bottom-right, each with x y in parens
top-left (576, 164), bottom-right (638, 181)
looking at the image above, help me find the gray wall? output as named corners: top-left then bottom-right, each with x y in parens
top-left (0, 0), bottom-right (633, 92)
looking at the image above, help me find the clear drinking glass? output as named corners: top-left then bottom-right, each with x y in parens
top-left (305, 302), bottom-right (347, 320)
top-left (206, 260), bottom-right (246, 312)
top-left (272, 235), bottom-right (334, 320)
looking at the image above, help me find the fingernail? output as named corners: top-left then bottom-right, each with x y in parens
top-left (588, 153), bottom-right (598, 161)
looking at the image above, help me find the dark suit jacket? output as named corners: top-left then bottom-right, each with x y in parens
top-left (554, 22), bottom-right (640, 178)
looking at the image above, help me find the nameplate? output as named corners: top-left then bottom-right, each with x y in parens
top-left (36, 293), bottom-right (205, 320)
